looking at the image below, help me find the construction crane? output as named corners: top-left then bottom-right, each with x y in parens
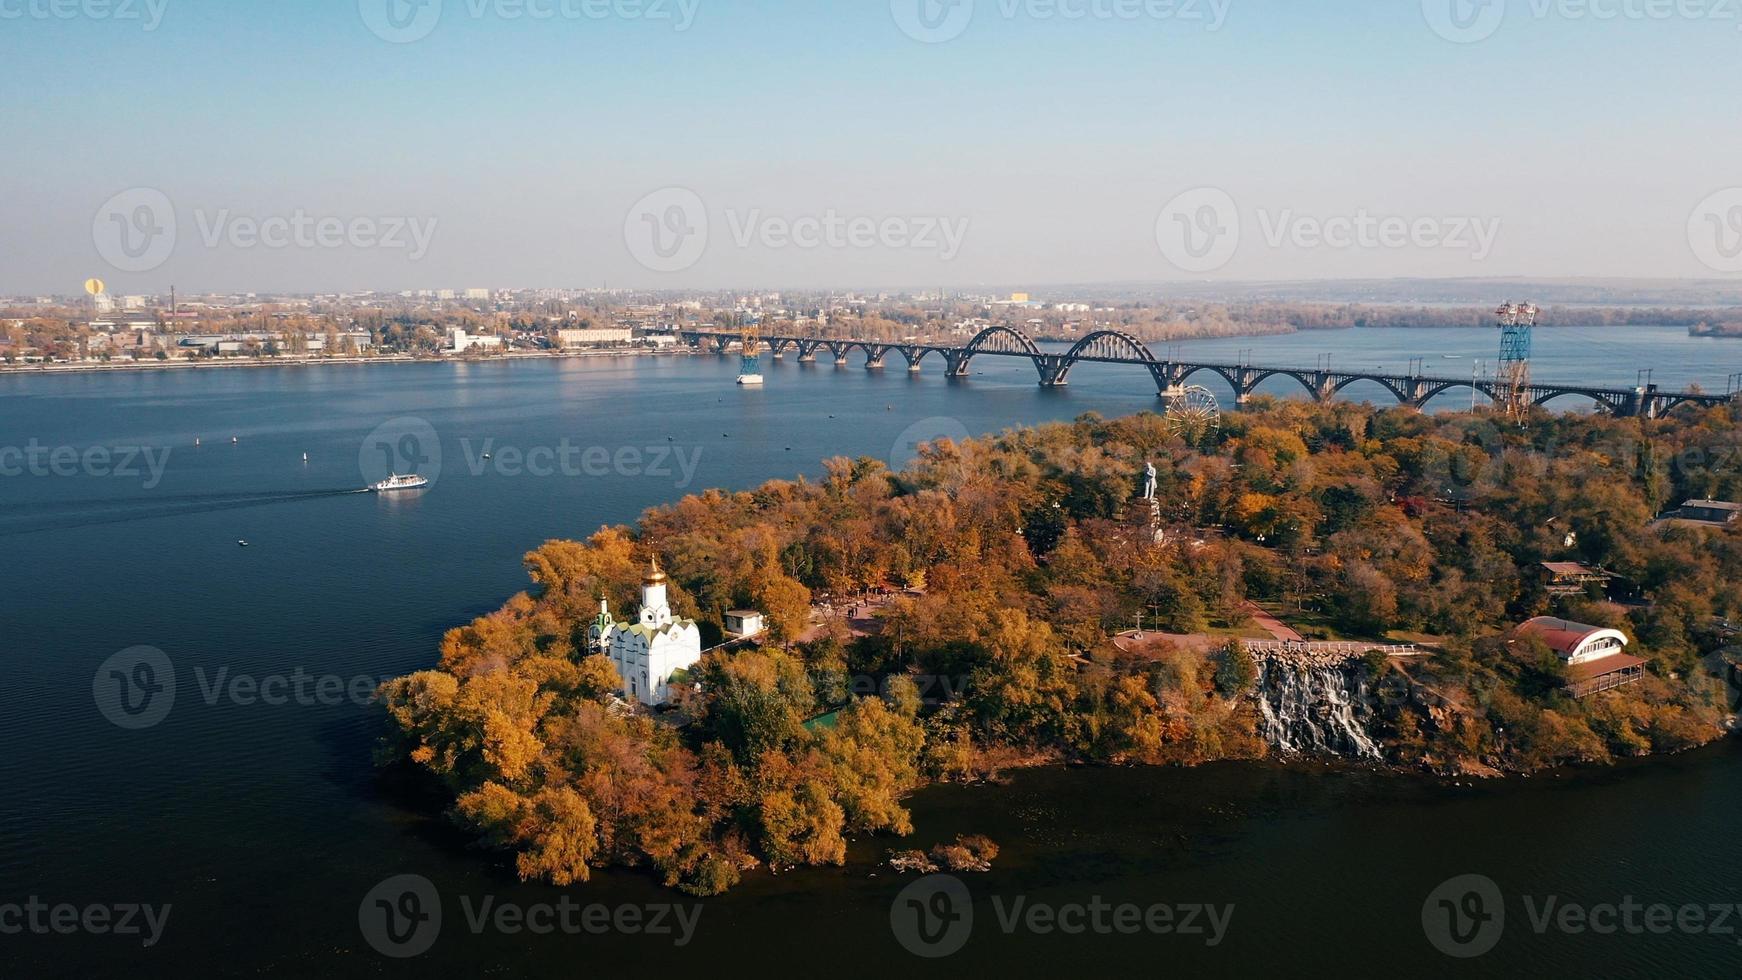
top-left (1495, 302), bottom-right (1537, 423)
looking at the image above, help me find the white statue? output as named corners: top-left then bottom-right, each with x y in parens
top-left (1142, 461), bottom-right (1158, 501)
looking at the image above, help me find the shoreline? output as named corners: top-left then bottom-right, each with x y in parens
top-left (0, 347), bottom-right (701, 378)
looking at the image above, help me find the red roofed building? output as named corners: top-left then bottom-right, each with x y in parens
top-left (1517, 617), bottom-right (1645, 698)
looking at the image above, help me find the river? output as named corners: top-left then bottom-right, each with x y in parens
top-left (1, 325), bottom-right (1738, 978)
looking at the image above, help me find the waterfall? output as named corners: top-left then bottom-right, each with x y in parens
top-left (1255, 656), bottom-right (1385, 761)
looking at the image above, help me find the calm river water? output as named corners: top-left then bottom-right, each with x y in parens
top-left (1, 326), bottom-right (1738, 978)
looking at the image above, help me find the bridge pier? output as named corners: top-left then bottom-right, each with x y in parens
top-left (945, 352), bottom-right (971, 378)
top-left (1036, 354), bottom-right (1070, 388)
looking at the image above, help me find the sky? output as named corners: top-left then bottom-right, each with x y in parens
top-left (3, 0), bottom-right (1741, 295)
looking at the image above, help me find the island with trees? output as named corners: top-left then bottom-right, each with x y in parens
top-left (377, 398), bottom-right (1741, 895)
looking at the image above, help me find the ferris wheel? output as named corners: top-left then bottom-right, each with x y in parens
top-left (1164, 384), bottom-right (1222, 440)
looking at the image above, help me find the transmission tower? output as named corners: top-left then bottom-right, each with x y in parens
top-left (1495, 302), bottom-right (1537, 423)
top-left (736, 315), bottom-right (764, 386)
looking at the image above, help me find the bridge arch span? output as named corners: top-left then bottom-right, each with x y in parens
top-left (961, 325), bottom-right (1043, 358)
top-left (1175, 364), bottom-right (1244, 395)
top-left (1329, 374), bottom-right (1412, 404)
top-left (1243, 369), bottom-right (1325, 401)
top-left (1533, 389), bottom-right (1621, 415)
top-left (1062, 330), bottom-right (1159, 364)
top-left (1411, 381), bottom-right (1479, 411)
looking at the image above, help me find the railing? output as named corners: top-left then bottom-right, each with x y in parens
top-left (1245, 641), bottom-right (1422, 659)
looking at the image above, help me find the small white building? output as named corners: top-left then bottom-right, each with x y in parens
top-left (1517, 617), bottom-right (1645, 698)
top-left (590, 560), bottom-right (703, 706)
top-left (449, 328), bottom-right (504, 353)
top-left (724, 610), bottom-right (765, 639)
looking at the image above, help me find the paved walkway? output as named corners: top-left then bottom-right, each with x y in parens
top-left (1244, 602), bottom-right (1304, 642)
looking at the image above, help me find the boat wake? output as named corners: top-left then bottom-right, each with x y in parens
top-left (0, 488), bottom-right (373, 536)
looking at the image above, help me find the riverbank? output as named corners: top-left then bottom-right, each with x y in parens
top-left (0, 346), bottom-right (698, 377)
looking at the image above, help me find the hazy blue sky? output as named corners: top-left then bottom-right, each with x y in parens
top-left (3, 0), bottom-right (1740, 294)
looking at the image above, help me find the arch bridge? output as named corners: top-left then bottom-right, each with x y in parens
top-left (678, 328), bottom-right (1736, 419)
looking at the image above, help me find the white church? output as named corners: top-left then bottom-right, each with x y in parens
top-left (589, 559), bottom-right (703, 706)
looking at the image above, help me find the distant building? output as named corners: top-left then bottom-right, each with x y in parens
top-left (1539, 562), bottom-right (1617, 598)
top-left (448, 328), bottom-right (503, 353)
top-left (1516, 617), bottom-right (1645, 698)
top-left (590, 561), bottom-right (703, 706)
top-left (1656, 499), bottom-right (1741, 529)
top-left (556, 328), bottom-right (633, 348)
